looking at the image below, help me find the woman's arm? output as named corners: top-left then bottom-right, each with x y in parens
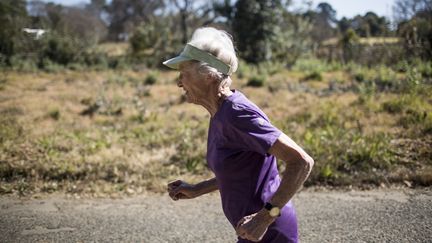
top-left (168, 177), bottom-right (218, 200)
top-left (194, 177), bottom-right (219, 196)
top-left (267, 132), bottom-right (314, 208)
top-left (235, 133), bottom-right (314, 241)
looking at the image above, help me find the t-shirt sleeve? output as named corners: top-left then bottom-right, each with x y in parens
top-left (226, 104), bottom-right (281, 155)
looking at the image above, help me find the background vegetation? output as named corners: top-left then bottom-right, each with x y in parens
top-left (1, 0), bottom-right (431, 197)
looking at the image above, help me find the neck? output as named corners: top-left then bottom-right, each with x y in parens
top-left (199, 86), bottom-right (233, 117)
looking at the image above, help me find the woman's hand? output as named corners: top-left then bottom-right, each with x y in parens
top-left (235, 209), bottom-right (275, 242)
top-left (167, 180), bottom-right (200, 200)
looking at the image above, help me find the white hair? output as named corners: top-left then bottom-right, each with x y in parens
top-left (187, 27), bottom-right (238, 89)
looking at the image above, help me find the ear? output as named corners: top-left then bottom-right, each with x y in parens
top-left (205, 72), bottom-right (218, 84)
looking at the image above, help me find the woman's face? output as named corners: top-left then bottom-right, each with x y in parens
top-left (177, 62), bottom-right (212, 104)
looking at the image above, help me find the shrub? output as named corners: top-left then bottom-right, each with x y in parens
top-left (382, 100), bottom-right (405, 113)
top-left (48, 109), bottom-right (60, 120)
top-left (145, 72), bottom-right (158, 85)
top-left (42, 34), bottom-right (81, 65)
top-left (303, 71), bottom-right (323, 81)
top-left (419, 61), bottom-right (432, 79)
top-left (374, 66), bottom-right (398, 90)
top-left (10, 56), bottom-right (38, 72)
top-left (354, 72), bottom-right (365, 82)
top-left (40, 58), bottom-right (63, 73)
top-left (247, 76), bottom-right (266, 87)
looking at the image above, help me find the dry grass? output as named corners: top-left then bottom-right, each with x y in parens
top-left (0, 66), bottom-right (431, 197)
top-left (322, 37), bottom-right (402, 46)
top-left (96, 42), bottom-right (130, 57)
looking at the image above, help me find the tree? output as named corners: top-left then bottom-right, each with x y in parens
top-left (233, 0), bottom-right (284, 63)
top-left (107, 0), bottom-right (166, 41)
top-left (340, 28), bottom-right (360, 63)
top-left (394, 0), bottom-right (432, 59)
top-left (0, 0), bottom-right (29, 64)
top-left (212, 0), bottom-right (235, 27)
top-left (347, 12), bottom-right (390, 37)
top-left (272, 11), bottom-right (313, 65)
top-left (25, 1), bottom-right (108, 66)
top-left (393, 0), bottom-right (432, 22)
top-left (303, 2), bottom-right (337, 44)
top-left (231, 0), bottom-right (311, 65)
top-left (338, 17), bottom-right (351, 34)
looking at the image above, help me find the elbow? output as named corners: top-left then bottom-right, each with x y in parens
top-left (302, 155), bottom-right (314, 173)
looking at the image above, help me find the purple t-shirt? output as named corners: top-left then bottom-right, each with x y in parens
top-left (207, 90), bottom-right (298, 243)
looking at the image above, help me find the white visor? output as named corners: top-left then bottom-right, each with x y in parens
top-left (163, 44), bottom-right (231, 75)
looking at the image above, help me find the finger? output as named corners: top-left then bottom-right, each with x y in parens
top-left (167, 180), bottom-right (182, 190)
top-left (237, 231), bottom-right (247, 239)
top-left (254, 227), bottom-right (268, 242)
top-left (240, 232), bottom-right (249, 240)
top-left (236, 225), bottom-right (245, 237)
top-left (169, 187), bottom-right (184, 200)
top-left (177, 193), bottom-right (189, 199)
top-left (236, 218), bottom-right (246, 228)
top-left (169, 189), bottom-right (179, 199)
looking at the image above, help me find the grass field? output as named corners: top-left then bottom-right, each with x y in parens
top-left (0, 60), bottom-right (431, 197)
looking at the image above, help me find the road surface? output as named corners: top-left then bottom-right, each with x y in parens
top-left (1, 188), bottom-right (431, 242)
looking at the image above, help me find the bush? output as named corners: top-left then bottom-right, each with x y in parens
top-left (108, 56), bottom-right (129, 70)
top-left (145, 72), bottom-right (158, 85)
top-left (247, 76), bottom-right (266, 87)
top-left (303, 71), bottom-right (323, 81)
top-left (48, 109), bottom-right (60, 120)
top-left (353, 73), bottom-right (364, 82)
top-left (41, 34), bottom-right (83, 65)
top-left (40, 58), bottom-right (63, 73)
top-left (382, 100), bottom-right (405, 113)
top-left (9, 56), bottom-right (38, 72)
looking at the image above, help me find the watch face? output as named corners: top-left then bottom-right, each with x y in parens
top-left (269, 207), bottom-right (280, 217)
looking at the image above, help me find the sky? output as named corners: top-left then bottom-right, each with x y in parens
top-left (41, 0), bottom-right (397, 20)
top-left (307, 0), bottom-right (396, 20)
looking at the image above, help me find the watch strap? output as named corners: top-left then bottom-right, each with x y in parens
top-left (264, 202), bottom-right (281, 217)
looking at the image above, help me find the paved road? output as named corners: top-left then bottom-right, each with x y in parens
top-left (1, 188), bottom-right (431, 243)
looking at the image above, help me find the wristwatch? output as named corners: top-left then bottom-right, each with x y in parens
top-left (264, 202), bottom-right (281, 217)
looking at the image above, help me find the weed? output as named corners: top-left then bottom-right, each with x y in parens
top-left (398, 109), bottom-right (428, 129)
top-left (356, 81), bottom-right (376, 105)
top-left (0, 116), bottom-right (23, 144)
top-left (382, 99), bottom-right (406, 113)
top-left (48, 109), bottom-right (60, 120)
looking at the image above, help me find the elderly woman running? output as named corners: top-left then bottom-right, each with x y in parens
top-left (164, 27), bottom-right (314, 243)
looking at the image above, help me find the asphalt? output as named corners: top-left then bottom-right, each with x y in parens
top-left (0, 188), bottom-right (431, 243)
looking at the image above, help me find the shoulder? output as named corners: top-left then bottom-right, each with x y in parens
top-left (222, 95), bottom-right (262, 122)
top-left (220, 95), bottom-right (271, 131)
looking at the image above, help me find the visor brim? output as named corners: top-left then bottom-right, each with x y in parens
top-left (162, 55), bottom-right (192, 70)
